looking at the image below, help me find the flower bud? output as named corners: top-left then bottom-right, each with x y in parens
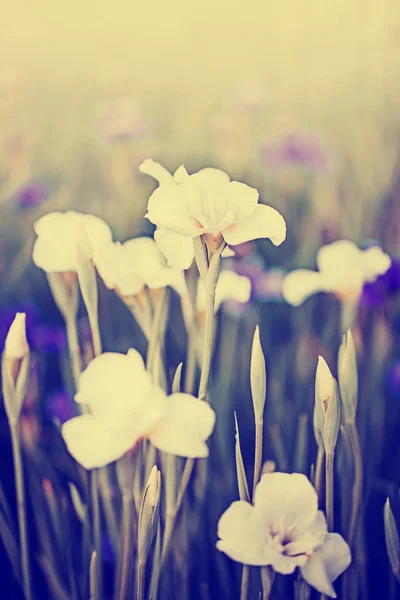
top-left (234, 413), bottom-right (250, 503)
top-left (338, 330), bottom-right (358, 423)
top-left (5, 313), bottom-right (28, 359)
top-left (2, 313), bottom-right (30, 425)
top-left (250, 326), bottom-right (266, 422)
top-left (138, 466), bottom-right (161, 563)
top-left (315, 357), bottom-right (340, 454)
top-left (384, 498), bottom-right (400, 580)
top-left (323, 380), bottom-right (340, 455)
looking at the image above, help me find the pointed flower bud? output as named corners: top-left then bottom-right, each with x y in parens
top-left (384, 498), bottom-right (400, 581)
top-left (250, 326), bottom-right (267, 422)
top-left (138, 466), bottom-right (161, 563)
top-left (234, 413), bottom-right (250, 503)
top-left (2, 313), bottom-right (30, 425)
top-left (5, 313), bottom-right (28, 359)
top-left (314, 356), bottom-right (340, 454)
top-left (338, 330), bottom-right (358, 423)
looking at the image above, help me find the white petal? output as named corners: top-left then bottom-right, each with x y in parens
top-left (300, 552), bottom-right (337, 597)
top-left (154, 228), bottom-right (194, 270)
top-left (61, 415), bottom-right (137, 469)
top-left (190, 167), bottom-right (231, 190)
top-left (316, 533), bottom-right (352, 582)
top-left (149, 393), bottom-right (215, 458)
top-left (215, 271), bottom-right (251, 311)
top-left (362, 246), bottom-right (391, 282)
top-left (32, 234), bottom-right (77, 272)
top-left (216, 501), bottom-right (272, 565)
top-left (221, 246), bottom-right (235, 258)
top-left (316, 240), bottom-right (361, 274)
top-left (76, 350), bottom-right (151, 423)
top-left (139, 159), bottom-right (174, 184)
top-left (145, 185), bottom-right (203, 236)
top-left (5, 313), bottom-right (29, 358)
top-left (223, 204), bottom-right (286, 246)
top-left (81, 213), bottom-right (113, 247)
top-left (282, 270), bottom-right (323, 306)
top-left (223, 181), bottom-right (259, 221)
top-left (253, 473), bottom-right (318, 532)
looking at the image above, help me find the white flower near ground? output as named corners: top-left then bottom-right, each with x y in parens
top-left (32, 211), bottom-right (112, 273)
top-left (217, 472), bottom-right (351, 598)
top-left (139, 159), bottom-right (286, 266)
top-left (282, 240), bottom-right (391, 306)
top-left (5, 313), bottom-right (29, 359)
top-left (61, 349), bottom-right (216, 469)
top-left (94, 236), bottom-right (187, 297)
top-left (196, 271), bottom-right (251, 313)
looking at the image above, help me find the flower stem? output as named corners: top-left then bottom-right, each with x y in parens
top-left (10, 424), bottom-right (32, 600)
top-left (253, 420), bottom-right (264, 498)
top-left (136, 561), bottom-right (146, 600)
top-left (314, 445), bottom-right (325, 501)
top-left (261, 566), bottom-right (274, 600)
top-left (325, 452), bottom-right (335, 530)
top-left (347, 422), bottom-right (363, 546)
top-left (184, 319), bottom-right (198, 395)
top-left (146, 287), bottom-right (169, 376)
top-left (240, 565), bottom-right (250, 600)
top-left (117, 496), bottom-right (135, 600)
top-left (65, 316), bottom-right (81, 391)
top-left (198, 291), bottom-right (216, 399)
top-left (91, 469), bottom-right (102, 600)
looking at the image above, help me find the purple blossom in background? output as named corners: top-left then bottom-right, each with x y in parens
top-left (261, 131), bottom-right (329, 172)
top-left (30, 324), bottom-right (67, 353)
top-left (232, 253), bottom-right (286, 303)
top-left (12, 180), bottom-right (50, 208)
top-left (47, 389), bottom-right (78, 425)
top-left (97, 98), bottom-right (153, 142)
top-left (359, 251), bottom-right (400, 307)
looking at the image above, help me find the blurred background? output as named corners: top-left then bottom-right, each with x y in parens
top-left (1, 1), bottom-right (400, 599)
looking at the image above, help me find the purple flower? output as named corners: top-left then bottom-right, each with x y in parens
top-left (13, 180), bottom-right (50, 208)
top-left (359, 253), bottom-right (400, 307)
top-left (230, 253), bottom-right (286, 303)
top-left (385, 360), bottom-right (400, 396)
top-left (261, 132), bottom-right (329, 172)
top-left (30, 324), bottom-right (67, 353)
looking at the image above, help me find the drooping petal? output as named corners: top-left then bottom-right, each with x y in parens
top-left (253, 473), bottom-right (318, 532)
top-left (300, 552), bottom-right (337, 597)
top-left (223, 204), bottom-right (286, 246)
top-left (61, 415), bottom-right (137, 469)
top-left (149, 393), bottom-right (215, 458)
top-left (216, 501), bottom-right (272, 565)
top-left (282, 270), bottom-right (324, 306)
top-left (223, 181), bottom-right (259, 221)
top-left (154, 228), bottom-right (194, 270)
top-left (268, 549), bottom-right (308, 574)
top-left (315, 533), bottom-right (351, 583)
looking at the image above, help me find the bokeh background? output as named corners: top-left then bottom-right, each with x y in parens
top-left (1, 2), bottom-right (400, 599)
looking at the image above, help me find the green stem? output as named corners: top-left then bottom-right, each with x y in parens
top-left (10, 425), bottom-right (32, 600)
top-left (136, 561), bottom-right (146, 600)
top-left (240, 565), bottom-right (250, 600)
top-left (253, 420), bottom-right (263, 498)
top-left (65, 316), bottom-right (81, 391)
top-left (117, 496), bottom-right (134, 600)
top-left (198, 291), bottom-right (215, 399)
top-left (184, 319), bottom-right (198, 395)
top-left (347, 422), bottom-right (363, 547)
top-left (91, 469), bottom-right (102, 600)
top-left (146, 288), bottom-right (169, 375)
top-left (325, 452), bottom-right (335, 530)
top-left (314, 445), bottom-right (325, 501)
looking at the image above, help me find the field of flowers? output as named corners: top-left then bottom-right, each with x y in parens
top-left (1, 3), bottom-right (400, 599)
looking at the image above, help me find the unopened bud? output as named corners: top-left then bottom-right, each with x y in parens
top-left (250, 326), bottom-right (267, 422)
top-left (234, 413), bottom-right (250, 503)
top-left (338, 330), bottom-right (358, 423)
top-left (384, 498), bottom-right (400, 580)
top-left (315, 357), bottom-right (340, 454)
top-left (2, 313), bottom-right (30, 424)
top-left (323, 380), bottom-right (340, 455)
top-left (138, 466), bottom-right (161, 563)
